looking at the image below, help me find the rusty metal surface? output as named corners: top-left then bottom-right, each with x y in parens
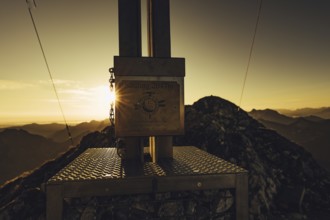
top-left (49, 146), bottom-right (246, 183)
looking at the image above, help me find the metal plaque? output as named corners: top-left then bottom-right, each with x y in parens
top-left (115, 77), bottom-right (184, 137)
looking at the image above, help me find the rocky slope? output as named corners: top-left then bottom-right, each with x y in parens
top-left (249, 109), bottom-right (330, 171)
top-left (0, 129), bottom-right (69, 186)
top-left (1, 96), bottom-right (330, 219)
top-left (175, 96), bottom-right (330, 219)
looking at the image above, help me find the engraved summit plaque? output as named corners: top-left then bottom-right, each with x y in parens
top-left (113, 57), bottom-right (185, 137)
top-left (115, 79), bottom-right (184, 136)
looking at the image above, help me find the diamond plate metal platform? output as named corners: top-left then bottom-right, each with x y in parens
top-left (46, 146), bottom-right (248, 220)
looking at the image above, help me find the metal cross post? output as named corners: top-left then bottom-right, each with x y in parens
top-left (147, 0), bottom-right (173, 162)
top-left (45, 2), bottom-right (247, 220)
top-left (117, 0), bottom-right (144, 161)
top-left (116, 0), bottom-right (176, 162)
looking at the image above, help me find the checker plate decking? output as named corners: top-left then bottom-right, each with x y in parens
top-left (49, 146), bottom-right (246, 183)
top-left (46, 146), bottom-right (248, 220)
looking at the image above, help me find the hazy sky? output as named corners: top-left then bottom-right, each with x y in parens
top-left (1, 0), bottom-right (330, 125)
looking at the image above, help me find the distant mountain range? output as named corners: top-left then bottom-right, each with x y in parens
top-left (249, 108), bottom-right (330, 171)
top-left (2, 96), bottom-right (329, 219)
top-left (0, 119), bottom-right (109, 186)
top-left (0, 129), bottom-right (68, 186)
top-left (1, 119), bottom-right (110, 145)
top-left (277, 107), bottom-right (330, 119)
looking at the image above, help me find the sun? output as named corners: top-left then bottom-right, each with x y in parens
top-left (109, 89), bottom-right (116, 103)
top-left (96, 85), bottom-right (116, 104)
top-left (75, 85), bottom-right (117, 121)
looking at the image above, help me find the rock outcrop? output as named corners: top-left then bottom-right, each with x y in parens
top-left (1, 96), bottom-right (329, 219)
top-left (175, 96), bottom-right (330, 219)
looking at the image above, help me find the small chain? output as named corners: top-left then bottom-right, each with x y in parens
top-left (109, 68), bottom-right (115, 125)
top-left (108, 68), bottom-right (125, 158)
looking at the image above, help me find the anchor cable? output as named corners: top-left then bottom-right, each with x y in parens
top-left (238, 0), bottom-right (263, 110)
top-left (26, 0), bottom-right (74, 145)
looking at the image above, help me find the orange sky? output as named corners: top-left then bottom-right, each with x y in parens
top-left (1, 0), bottom-right (330, 126)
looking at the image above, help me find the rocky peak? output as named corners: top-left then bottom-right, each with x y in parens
top-left (176, 96), bottom-right (330, 219)
top-left (1, 96), bottom-right (329, 219)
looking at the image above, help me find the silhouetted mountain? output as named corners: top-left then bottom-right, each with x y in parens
top-left (278, 107), bottom-right (330, 119)
top-left (249, 109), bottom-right (330, 171)
top-left (0, 120), bottom-right (109, 185)
top-left (50, 119), bottom-right (109, 145)
top-left (1, 96), bottom-right (329, 219)
top-left (303, 115), bottom-right (325, 122)
top-left (0, 129), bottom-right (69, 186)
top-left (7, 123), bottom-right (66, 138)
top-left (249, 109), bottom-right (295, 124)
top-left (3, 119), bottom-right (109, 145)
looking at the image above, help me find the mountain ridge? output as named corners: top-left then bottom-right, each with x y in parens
top-left (0, 119), bottom-right (110, 186)
top-left (277, 107), bottom-right (330, 119)
top-left (0, 129), bottom-right (69, 186)
top-left (1, 96), bottom-right (329, 219)
top-left (1, 119), bottom-right (109, 145)
top-left (249, 109), bottom-right (330, 172)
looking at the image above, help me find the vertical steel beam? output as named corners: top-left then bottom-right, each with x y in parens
top-left (150, 0), bottom-right (171, 57)
top-left (118, 0), bottom-right (141, 57)
top-left (118, 0), bottom-right (143, 161)
top-left (148, 0), bottom-right (173, 161)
